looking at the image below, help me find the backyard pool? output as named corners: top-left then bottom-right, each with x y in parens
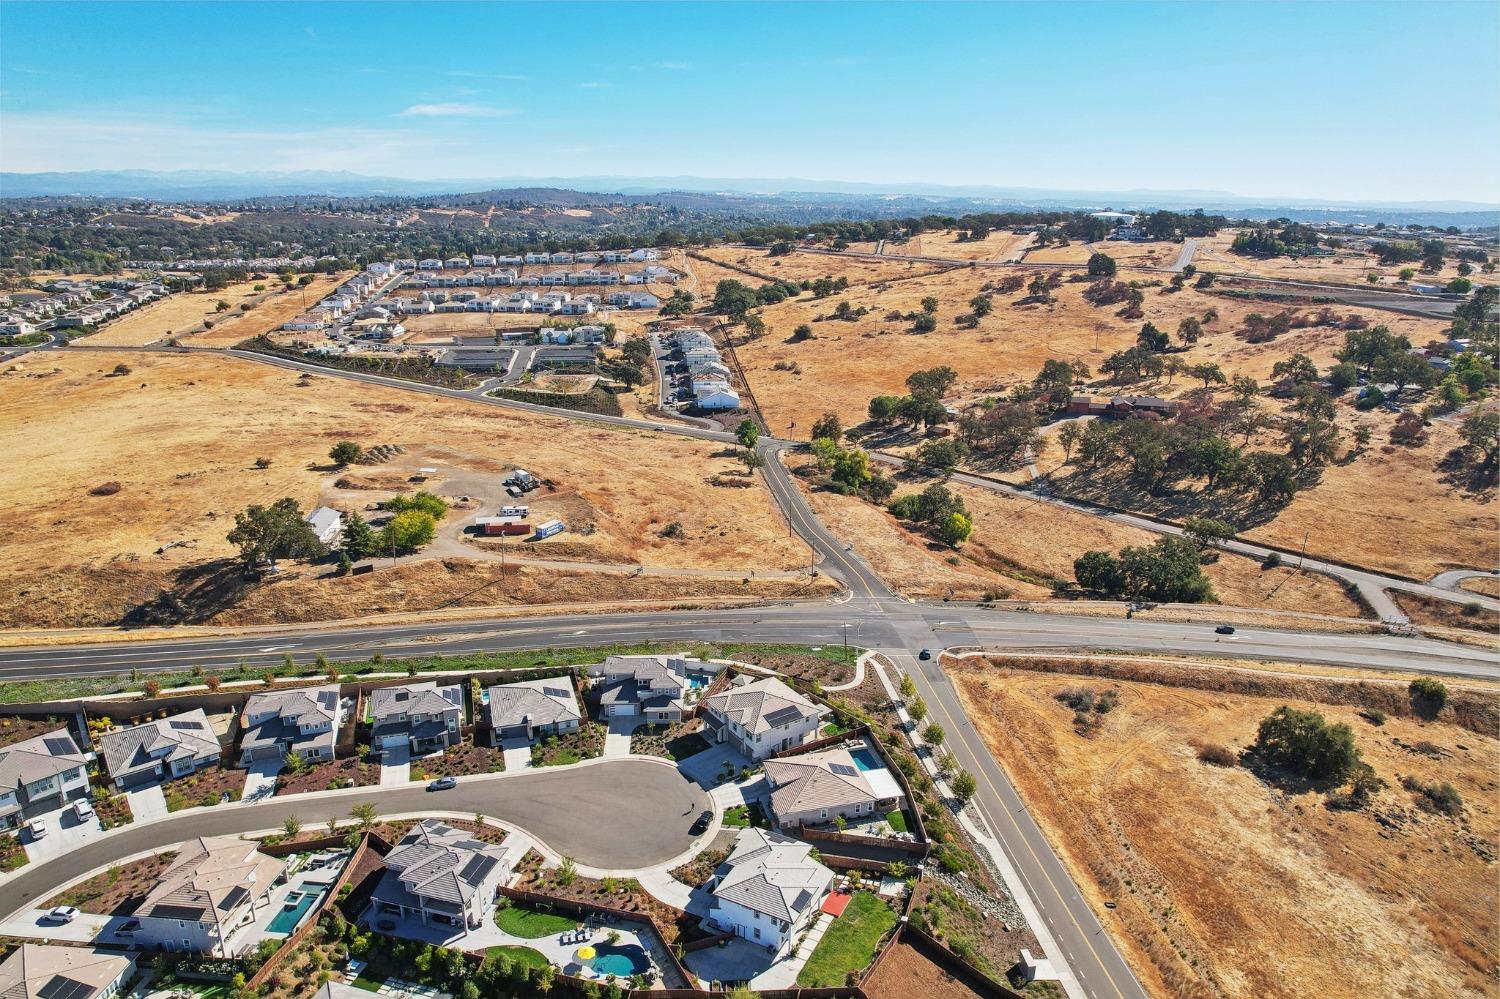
top-left (590, 943), bottom-right (651, 978)
top-left (850, 747), bottom-right (881, 772)
top-left (267, 883), bottom-right (327, 934)
top-left (686, 676), bottom-right (708, 690)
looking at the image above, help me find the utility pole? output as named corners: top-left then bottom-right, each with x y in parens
top-left (841, 623), bottom-right (850, 666)
top-left (1298, 529), bottom-right (1309, 571)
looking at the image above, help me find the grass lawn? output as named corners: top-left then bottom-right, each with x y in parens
top-left (722, 802), bottom-right (771, 829)
top-left (349, 977), bottom-right (384, 993)
top-left (495, 903), bottom-right (579, 939)
top-left (484, 945), bottom-right (551, 970)
top-left (885, 809), bottom-right (908, 834)
top-left (797, 891), bottom-right (898, 987)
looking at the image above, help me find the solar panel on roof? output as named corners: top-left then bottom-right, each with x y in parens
top-left (459, 854), bottom-right (498, 885)
top-left (38, 976), bottom-right (96, 999)
top-left (219, 886), bottom-right (249, 911)
top-left (829, 763), bottom-right (858, 777)
top-left (42, 737), bottom-right (76, 756)
top-left (763, 706), bottom-right (803, 727)
top-left (542, 687), bottom-right (571, 699)
top-left (168, 719), bottom-right (204, 731)
top-left (151, 902), bottom-right (208, 921)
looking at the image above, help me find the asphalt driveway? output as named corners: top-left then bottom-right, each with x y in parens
top-left (1, 758), bottom-right (707, 918)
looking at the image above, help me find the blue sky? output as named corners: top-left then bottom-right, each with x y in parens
top-left (1, 1), bottom-right (1496, 202)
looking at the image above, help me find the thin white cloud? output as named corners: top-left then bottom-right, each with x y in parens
top-left (445, 70), bottom-right (529, 81)
top-left (656, 61), bottom-right (691, 71)
top-left (576, 81), bottom-right (614, 90)
top-left (397, 103), bottom-right (516, 118)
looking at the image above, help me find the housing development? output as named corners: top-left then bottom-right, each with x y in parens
top-left (0, 5), bottom-right (1496, 999)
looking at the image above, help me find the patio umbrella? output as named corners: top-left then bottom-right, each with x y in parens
top-left (575, 945), bottom-right (596, 963)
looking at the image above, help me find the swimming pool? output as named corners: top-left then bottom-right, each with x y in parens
top-left (686, 676), bottom-right (708, 690)
top-left (590, 943), bottom-right (650, 978)
top-left (850, 747), bottom-right (881, 772)
top-left (267, 883), bottom-right (325, 934)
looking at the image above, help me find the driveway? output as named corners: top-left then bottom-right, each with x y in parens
top-left (23, 807), bottom-right (107, 864)
top-left (0, 908), bottom-right (112, 943)
top-left (710, 775), bottom-right (766, 811)
top-left (242, 760), bottom-right (282, 801)
top-left (676, 743), bottom-right (751, 790)
top-left (380, 745), bottom-right (411, 786)
top-left (500, 736), bottom-right (533, 771)
top-left (2, 758), bottom-right (710, 917)
top-left (123, 785), bottom-right (167, 822)
top-left (604, 718), bottom-right (641, 758)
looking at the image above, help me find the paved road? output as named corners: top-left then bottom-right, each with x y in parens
top-left (889, 650), bottom-right (1147, 999)
top-left (868, 451), bottom-right (1500, 622)
top-left (1169, 238), bottom-right (1199, 272)
top-left (1430, 568), bottom-right (1499, 591)
top-left (0, 758), bottom-right (707, 917)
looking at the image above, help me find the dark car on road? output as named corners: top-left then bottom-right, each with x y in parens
top-left (690, 809), bottom-right (712, 835)
top-left (918, 648), bottom-right (933, 660)
top-left (1215, 625), bottom-right (1236, 635)
top-left (427, 776), bottom-right (458, 791)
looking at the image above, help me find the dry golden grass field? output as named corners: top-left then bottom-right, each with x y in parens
top-left (948, 659), bottom-right (1500, 999)
top-left (691, 244), bottom-right (949, 286)
top-left (0, 350), bottom-right (812, 630)
top-left (186, 273), bottom-right (350, 347)
top-left (683, 248), bottom-right (1492, 583)
top-left (81, 278), bottom-right (266, 346)
top-left (849, 228), bottom-right (1036, 262)
top-left (1022, 239), bottom-right (1180, 267)
top-left (794, 461), bottom-right (1370, 619)
top-left (1196, 230), bottom-right (1481, 286)
top-left (1460, 576), bottom-right (1500, 597)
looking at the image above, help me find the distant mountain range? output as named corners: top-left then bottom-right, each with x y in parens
top-left (2, 169), bottom-right (1497, 225)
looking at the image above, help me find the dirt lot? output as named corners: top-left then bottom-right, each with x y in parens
top-left (1023, 239), bottom-right (1181, 268)
top-left (81, 279), bottom-right (266, 346)
top-left (186, 273), bottom-right (350, 347)
top-left (45, 849), bottom-right (178, 914)
top-left (948, 660), bottom-right (1500, 999)
top-left (1195, 231), bottom-right (1480, 286)
top-left (690, 245), bottom-right (949, 287)
top-left (864, 939), bottom-right (988, 999)
top-left (858, 228), bottom-right (1035, 263)
top-left (0, 350), bottom-right (814, 630)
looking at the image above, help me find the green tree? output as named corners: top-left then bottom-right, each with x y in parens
top-left (1074, 550), bottom-right (1127, 595)
top-left (906, 366), bottom-right (959, 399)
top-left (1176, 316), bottom-right (1203, 345)
top-left (1460, 410), bottom-right (1499, 466)
top-left (969, 295), bottom-right (993, 318)
top-left (951, 770), bottom-right (977, 804)
top-left (810, 437), bottom-right (838, 472)
top-left (908, 695), bottom-right (928, 723)
top-left (1057, 422), bottom-right (1083, 462)
top-left (1252, 706), bottom-right (1361, 781)
top-left (1409, 677), bottom-right (1449, 717)
top-left (380, 510), bottom-right (436, 553)
top-left (283, 816), bottom-right (302, 837)
top-left (737, 448), bottom-right (765, 473)
top-left (342, 512), bottom-right (378, 560)
top-left (712, 279), bottom-right (759, 319)
top-left (386, 491), bottom-right (448, 519)
top-left (810, 412), bottom-right (842, 442)
top-left (227, 497), bottom-right (325, 568)
top-left (830, 448), bottom-right (872, 492)
top-left (937, 511), bottom-right (974, 547)
top-left (922, 722), bottom-right (946, 746)
top-left (329, 441), bottom-right (362, 466)
top-left (349, 802), bottom-right (377, 830)
top-left (868, 395), bottom-right (902, 422)
top-left (1087, 252), bottom-right (1117, 277)
top-left (920, 296), bottom-right (940, 314)
top-left (1183, 517), bottom-right (1237, 548)
top-left (735, 418), bottom-right (760, 449)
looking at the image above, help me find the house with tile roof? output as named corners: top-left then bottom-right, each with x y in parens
top-left (703, 677), bottom-right (827, 761)
top-left (367, 682), bottom-right (462, 755)
top-left (133, 836), bottom-right (288, 956)
top-left (367, 820), bottom-right (512, 932)
top-left (99, 709), bottom-right (222, 790)
top-left (486, 677), bottom-right (581, 744)
top-left (0, 945), bottom-right (136, 999)
top-left (0, 730), bottom-right (90, 830)
top-left (703, 828), bottom-right (833, 958)
top-left (238, 685), bottom-right (343, 767)
top-left (589, 655), bottom-right (720, 724)
top-left (762, 743), bottom-right (907, 831)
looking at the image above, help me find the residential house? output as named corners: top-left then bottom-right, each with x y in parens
top-left (368, 682), bottom-right (463, 755)
top-left (367, 820), bottom-right (511, 931)
top-left (99, 709), bottom-right (221, 790)
top-left (0, 730), bottom-right (91, 829)
top-left (692, 378), bottom-right (741, 411)
top-left (133, 836), bottom-right (287, 956)
top-left (703, 677), bottom-right (826, 760)
top-left (443, 257), bottom-right (469, 270)
top-left (486, 676), bottom-right (581, 744)
top-left (238, 685), bottom-right (342, 767)
top-left (470, 255), bottom-right (496, 268)
top-left (304, 506), bottom-right (343, 546)
top-left (0, 945), bottom-right (136, 999)
top-left (590, 655), bottom-right (719, 724)
top-left (762, 743), bottom-right (907, 830)
top-left (703, 829), bottom-right (834, 958)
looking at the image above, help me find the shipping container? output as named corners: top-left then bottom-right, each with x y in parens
top-left (533, 518), bottom-right (565, 540)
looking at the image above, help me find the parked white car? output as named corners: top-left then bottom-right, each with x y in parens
top-left (25, 818), bottom-right (46, 840)
top-left (45, 906), bottom-right (78, 924)
top-left (73, 798), bottom-right (96, 822)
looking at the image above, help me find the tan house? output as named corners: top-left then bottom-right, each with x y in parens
top-left (133, 836), bottom-right (288, 955)
top-left (0, 945), bottom-right (136, 999)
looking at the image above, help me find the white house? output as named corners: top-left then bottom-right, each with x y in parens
top-left (133, 836), bottom-right (287, 956)
top-left (703, 677), bottom-right (826, 760)
top-left (693, 379), bottom-right (741, 411)
top-left (368, 682), bottom-right (463, 755)
top-left (0, 945), bottom-right (136, 999)
top-left (703, 828), bottom-right (834, 958)
top-left (589, 655), bottom-right (720, 723)
top-left (471, 254), bottom-right (496, 267)
top-left (238, 685), bottom-right (342, 766)
top-left (443, 257), bottom-right (469, 270)
top-left (762, 741), bottom-right (907, 830)
top-left (486, 676), bottom-right (582, 744)
top-left (368, 820), bottom-right (512, 932)
top-left (99, 709), bottom-right (221, 790)
top-left (304, 506), bottom-right (343, 546)
top-left (0, 730), bottom-right (91, 830)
